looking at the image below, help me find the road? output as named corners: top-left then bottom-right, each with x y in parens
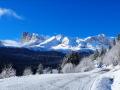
top-left (0, 69), bottom-right (108, 90)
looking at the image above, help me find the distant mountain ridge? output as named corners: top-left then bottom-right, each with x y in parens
top-left (0, 33), bottom-right (115, 52)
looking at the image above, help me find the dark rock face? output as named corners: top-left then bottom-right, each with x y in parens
top-left (22, 32), bottom-right (32, 42)
top-left (21, 32), bottom-right (45, 43)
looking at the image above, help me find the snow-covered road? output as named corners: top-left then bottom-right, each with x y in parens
top-left (0, 68), bottom-right (119, 90)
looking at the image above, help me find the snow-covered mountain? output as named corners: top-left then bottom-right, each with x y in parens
top-left (0, 33), bottom-right (115, 52)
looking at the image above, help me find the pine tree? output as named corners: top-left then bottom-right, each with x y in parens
top-left (0, 64), bottom-right (16, 79)
top-left (113, 38), bottom-right (116, 46)
top-left (117, 34), bottom-right (120, 41)
top-left (61, 52), bottom-right (81, 68)
top-left (37, 64), bottom-right (43, 74)
top-left (62, 63), bottom-right (75, 73)
top-left (61, 52), bottom-right (81, 73)
top-left (99, 46), bottom-right (107, 56)
top-left (92, 49), bottom-right (99, 60)
top-left (23, 67), bottom-right (32, 76)
top-left (67, 52), bottom-right (81, 65)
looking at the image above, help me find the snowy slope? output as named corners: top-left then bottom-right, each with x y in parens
top-left (0, 67), bottom-right (120, 90)
top-left (35, 35), bottom-right (63, 49)
top-left (1, 40), bottom-right (22, 47)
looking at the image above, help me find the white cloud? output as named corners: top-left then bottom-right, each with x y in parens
top-left (0, 8), bottom-right (23, 20)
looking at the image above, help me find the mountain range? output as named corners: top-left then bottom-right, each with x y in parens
top-left (0, 33), bottom-right (115, 52)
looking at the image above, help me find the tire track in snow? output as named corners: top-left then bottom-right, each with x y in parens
top-left (45, 75), bottom-right (97, 90)
top-left (46, 71), bottom-right (107, 90)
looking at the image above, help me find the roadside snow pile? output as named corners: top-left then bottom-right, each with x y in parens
top-left (91, 77), bottom-right (113, 90)
top-left (92, 65), bottom-right (120, 90)
top-left (112, 69), bottom-right (120, 90)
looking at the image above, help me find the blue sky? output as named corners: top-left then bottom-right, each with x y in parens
top-left (0, 0), bottom-right (120, 40)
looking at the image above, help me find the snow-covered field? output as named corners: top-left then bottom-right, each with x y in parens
top-left (0, 67), bottom-right (120, 90)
